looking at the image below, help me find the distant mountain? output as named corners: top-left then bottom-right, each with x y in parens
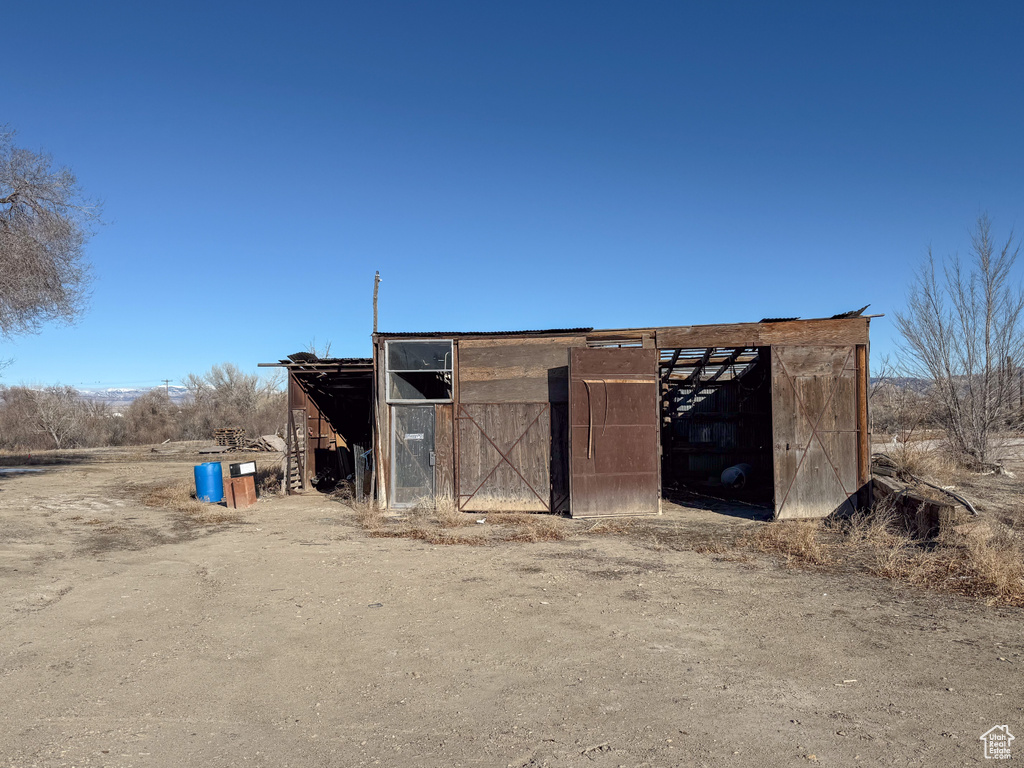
top-left (76, 386), bottom-right (190, 407)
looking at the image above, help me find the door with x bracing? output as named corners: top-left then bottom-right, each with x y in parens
top-left (456, 403), bottom-right (551, 512)
top-left (771, 345), bottom-right (859, 519)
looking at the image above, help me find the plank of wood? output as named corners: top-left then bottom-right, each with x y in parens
top-left (458, 340), bottom-right (583, 403)
top-left (457, 403), bottom-right (551, 512)
top-left (434, 404), bottom-right (455, 500)
top-left (375, 342), bottom-right (389, 508)
top-left (655, 318), bottom-right (869, 350)
top-left (771, 346), bottom-right (859, 519)
top-left (452, 340), bottom-right (459, 507)
top-left (856, 344), bottom-right (870, 493)
top-left (760, 318), bottom-right (869, 346)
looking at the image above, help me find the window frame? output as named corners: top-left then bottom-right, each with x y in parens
top-left (384, 339), bottom-right (454, 404)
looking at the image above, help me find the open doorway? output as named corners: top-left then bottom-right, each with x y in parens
top-left (281, 355), bottom-right (374, 495)
top-left (659, 346), bottom-right (774, 510)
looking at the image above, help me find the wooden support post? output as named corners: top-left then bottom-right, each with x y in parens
top-left (452, 340), bottom-right (460, 511)
top-left (856, 344), bottom-right (870, 508)
top-left (373, 271), bottom-right (381, 334)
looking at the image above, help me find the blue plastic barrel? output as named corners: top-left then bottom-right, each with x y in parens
top-left (194, 462), bottom-right (224, 503)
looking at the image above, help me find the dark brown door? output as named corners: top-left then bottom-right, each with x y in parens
top-left (569, 348), bottom-right (660, 517)
top-left (771, 346), bottom-right (858, 519)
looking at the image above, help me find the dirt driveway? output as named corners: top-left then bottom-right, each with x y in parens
top-left (1, 454), bottom-right (1021, 767)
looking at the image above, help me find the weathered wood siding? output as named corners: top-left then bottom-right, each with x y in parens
top-left (434, 403), bottom-right (454, 501)
top-left (458, 337), bottom-right (587, 403)
top-left (655, 318), bottom-right (869, 350)
top-left (457, 403), bottom-right (551, 512)
top-left (771, 345), bottom-right (859, 519)
top-left (374, 343), bottom-right (390, 508)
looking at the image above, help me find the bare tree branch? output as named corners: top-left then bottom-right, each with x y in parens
top-left (0, 125), bottom-right (99, 340)
top-left (894, 215), bottom-right (1024, 465)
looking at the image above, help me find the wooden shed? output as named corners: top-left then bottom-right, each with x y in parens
top-left (367, 315), bottom-right (872, 519)
top-left (264, 354), bottom-right (375, 495)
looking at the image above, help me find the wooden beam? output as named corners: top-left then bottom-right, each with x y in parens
top-left (856, 344), bottom-right (870, 504)
top-left (661, 348), bottom-right (682, 383)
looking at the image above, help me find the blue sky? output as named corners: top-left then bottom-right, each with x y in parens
top-left (3, 1), bottom-right (1023, 388)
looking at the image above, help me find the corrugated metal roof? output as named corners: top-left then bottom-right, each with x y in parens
top-left (374, 327), bottom-right (594, 338)
top-left (830, 305), bottom-right (870, 319)
top-left (281, 353), bottom-right (373, 366)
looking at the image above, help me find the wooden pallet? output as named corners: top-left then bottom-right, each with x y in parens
top-left (213, 428), bottom-right (247, 447)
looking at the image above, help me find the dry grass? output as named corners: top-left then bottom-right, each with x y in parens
top-left (349, 499), bottom-right (385, 529)
top-left (584, 518), bottom-right (635, 536)
top-left (362, 497), bottom-right (491, 546)
top-left (255, 463), bottom-right (283, 496)
top-left (343, 498), bottom-right (639, 546)
top-left (139, 480), bottom-right (243, 525)
top-left (868, 516), bottom-right (1024, 606)
top-left (738, 501), bottom-right (1024, 606)
top-left (486, 512), bottom-right (571, 543)
top-left (883, 441), bottom-right (964, 486)
top-left (741, 520), bottom-right (832, 567)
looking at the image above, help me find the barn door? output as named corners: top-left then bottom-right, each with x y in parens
top-left (457, 403), bottom-right (551, 512)
top-left (771, 346), bottom-right (858, 519)
top-left (569, 348), bottom-right (660, 517)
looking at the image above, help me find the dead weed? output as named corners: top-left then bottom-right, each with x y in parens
top-left (256, 464), bottom-right (283, 496)
top-left (140, 480), bottom-right (243, 526)
top-left (488, 513), bottom-right (571, 543)
top-left (870, 520), bottom-right (1024, 606)
top-left (344, 500), bottom-right (639, 545)
top-left (741, 520), bottom-right (832, 567)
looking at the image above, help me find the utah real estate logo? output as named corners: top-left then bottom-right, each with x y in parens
top-left (980, 725), bottom-right (1014, 760)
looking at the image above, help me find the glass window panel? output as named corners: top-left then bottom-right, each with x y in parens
top-left (388, 341), bottom-right (452, 371)
top-left (388, 371), bottom-right (452, 401)
top-left (392, 405), bottom-right (435, 506)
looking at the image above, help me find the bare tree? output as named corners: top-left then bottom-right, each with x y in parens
top-left (0, 126), bottom-right (98, 340)
top-left (894, 215), bottom-right (1024, 465)
top-left (29, 385), bottom-right (86, 449)
top-left (305, 338), bottom-right (332, 358)
top-left (123, 388), bottom-right (179, 444)
top-left (180, 363), bottom-right (284, 439)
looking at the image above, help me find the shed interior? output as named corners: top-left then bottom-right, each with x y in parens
top-left (659, 346), bottom-right (774, 505)
top-left (281, 355), bottom-right (374, 493)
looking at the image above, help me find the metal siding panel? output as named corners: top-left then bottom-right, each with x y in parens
top-left (569, 348), bottom-right (660, 517)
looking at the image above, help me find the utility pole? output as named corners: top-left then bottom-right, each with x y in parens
top-left (161, 379), bottom-right (171, 396)
top-left (373, 271), bottom-right (381, 334)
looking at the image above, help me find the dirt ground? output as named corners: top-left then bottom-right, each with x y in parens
top-left (1, 450), bottom-right (1021, 767)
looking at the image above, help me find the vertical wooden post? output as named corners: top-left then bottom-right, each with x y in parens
top-left (373, 271), bottom-right (381, 334)
top-left (370, 339), bottom-right (378, 506)
top-left (451, 340), bottom-right (460, 511)
top-left (856, 344), bottom-right (870, 508)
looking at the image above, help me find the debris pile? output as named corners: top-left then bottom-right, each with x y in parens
top-left (871, 453), bottom-right (975, 538)
top-left (198, 434), bottom-right (286, 455)
top-left (213, 428), bottom-right (246, 447)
